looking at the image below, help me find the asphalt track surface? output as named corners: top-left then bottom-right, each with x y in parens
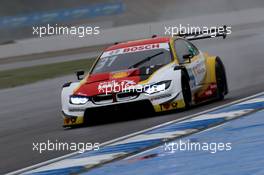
top-left (1, 18), bottom-right (264, 175)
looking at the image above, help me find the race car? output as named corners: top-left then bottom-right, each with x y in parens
top-left (61, 27), bottom-right (228, 127)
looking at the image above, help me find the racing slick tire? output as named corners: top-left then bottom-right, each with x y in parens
top-left (215, 57), bottom-right (228, 100)
top-left (181, 73), bottom-right (192, 109)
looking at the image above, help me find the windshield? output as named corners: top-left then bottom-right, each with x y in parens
top-left (91, 43), bottom-right (172, 74)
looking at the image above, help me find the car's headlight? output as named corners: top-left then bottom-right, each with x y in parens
top-left (144, 80), bottom-right (171, 95)
top-left (70, 95), bottom-right (89, 105)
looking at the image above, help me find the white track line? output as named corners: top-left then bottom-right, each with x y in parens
top-left (125, 122), bottom-right (232, 160)
top-left (24, 153), bottom-right (126, 174)
top-left (7, 91), bottom-right (264, 175)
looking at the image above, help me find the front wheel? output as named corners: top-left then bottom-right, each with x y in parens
top-left (215, 57), bottom-right (228, 100)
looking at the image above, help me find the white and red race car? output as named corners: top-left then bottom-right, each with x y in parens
top-left (61, 29), bottom-right (228, 127)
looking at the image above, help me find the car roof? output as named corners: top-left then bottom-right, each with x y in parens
top-left (105, 37), bottom-right (171, 51)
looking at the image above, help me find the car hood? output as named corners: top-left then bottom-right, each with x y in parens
top-left (74, 68), bottom-right (147, 96)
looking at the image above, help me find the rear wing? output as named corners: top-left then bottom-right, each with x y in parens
top-left (175, 25), bottom-right (228, 41)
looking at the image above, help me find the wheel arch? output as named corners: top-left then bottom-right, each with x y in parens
top-left (205, 55), bottom-right (228, 94)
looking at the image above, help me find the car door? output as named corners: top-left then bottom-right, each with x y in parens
top-left (174, 39), bottom-right (207, 90)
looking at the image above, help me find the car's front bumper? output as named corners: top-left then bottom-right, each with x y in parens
top-left (62, 91), bottom-right (186, 127)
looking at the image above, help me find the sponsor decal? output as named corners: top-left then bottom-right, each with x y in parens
top-left (205, 90), bottom-right (213, 96)
top-left (210, 84), bottom-right (217, 89)
top-left (108, 49), bottom-right (122, 56)
top-left (123, 43), bottom-right (160, 53)
top-left (160, 101), bottom-right (178, 111)
top-left (111, 72), bottom-right (129, 79)
top-left (150, 94), bottom-right (172, 101)
top-left (101, 43), bottom-right (169, 58)
top-left (204, 83), bottom-right (217, 96)
top-left (195, 83), bottom-right (218, 102)
top-left (64, 117), bottom-right (77, 124)
top-left (193, 61), bottom-right (206, 75)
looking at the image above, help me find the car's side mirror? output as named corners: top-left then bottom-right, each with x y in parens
top-left (76, 70), bottom-right (85, 80)
top-left (182, 53), bottom-right (193, 63)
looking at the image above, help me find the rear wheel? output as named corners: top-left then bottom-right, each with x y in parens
top-left (181, 75), bottom-right (192, 109)
top-left (215, 57), bottom-right (228, 100)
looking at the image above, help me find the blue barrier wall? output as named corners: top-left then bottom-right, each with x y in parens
top-left (0, 1), bottom-right (125, 28)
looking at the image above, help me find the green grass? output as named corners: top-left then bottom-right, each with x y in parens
top-left (0, 58), bottom-right (96, 89)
